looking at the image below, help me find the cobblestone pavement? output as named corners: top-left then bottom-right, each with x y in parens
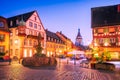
top-left (0, 59), bottom-right (120, 80)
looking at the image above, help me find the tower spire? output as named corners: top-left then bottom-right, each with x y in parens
top-left (75, 28), bottom-right (83, 46)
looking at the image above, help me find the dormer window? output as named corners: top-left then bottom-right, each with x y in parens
top-left (16, 19), bottom-right (19, 25)
top-left (10, 21), bottom-right (13, 26)
top-left (34, 17), bottom-right (36, 21)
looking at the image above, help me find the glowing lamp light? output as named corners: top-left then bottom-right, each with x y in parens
top-left (24, 49), bottom-right (27, 57)
top-left (94, 53), bottom-right (98, 58)
top-left (29, 50), bottom-right (32, 57)
top-left (104, 42), bottom-right (108, 46)
top-left (14, 39), bottom-right (18, 44)
top-left (94, 43), bottom-right (98, 46)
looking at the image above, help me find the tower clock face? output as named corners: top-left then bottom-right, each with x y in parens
top-left (0, 21), bottom-right (4, 27)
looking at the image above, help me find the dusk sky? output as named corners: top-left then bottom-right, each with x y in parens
top-left (0, 0), bottom-right (120, 45)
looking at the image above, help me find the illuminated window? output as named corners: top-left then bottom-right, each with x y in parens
top-left (24, 39), bottom-right (27, 46)
top-left (98, 28), bottom-right (103, 33)
top-left (29, 50), bottom-right (32, 57)
top-left (15, 49), bottom-right (18, 55)
top-left (109, 28), bottom-right (115, 33)
top-left (14, 39), bottom-right (18, 45)
top-left (10, 39), bottom-right (13, 46)
top-left (10, 49), bottom-right (13, 55)
top-left (33, 40), bottom-right (37, 46)
top-left (29, 39), bottom-right (32, 46)
top-left (15, 29), bottom-right (18, 35)
top-left (0, 46), bottom-right (4, 52)
top-left (10, 30), bottom-right (13, 36)
top-left (24, 49), bottom-right (27, 57)
top-left (0, 34), bottom-right (5, 41)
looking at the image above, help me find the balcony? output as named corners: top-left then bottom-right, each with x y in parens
top-left (27, 35), bottom-right (44, 40)
top-left (18, 33), bottom-right (26, 37)
top-left (27, 35), bottom-right (38, 39)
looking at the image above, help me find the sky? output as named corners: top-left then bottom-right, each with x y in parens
top-left (0, 0), bottom-right (120, 45)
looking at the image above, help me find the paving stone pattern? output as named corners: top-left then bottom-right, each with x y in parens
top-left (0, 60), bottom-right (120, 80)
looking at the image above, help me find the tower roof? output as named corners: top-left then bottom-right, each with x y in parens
top-left (76, 29), bottom-right (82, 39)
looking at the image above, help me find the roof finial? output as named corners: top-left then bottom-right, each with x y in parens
top-left (19, 15), bottom-right (26, 26)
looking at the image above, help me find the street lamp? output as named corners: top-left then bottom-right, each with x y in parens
top-left (74, 51), bottom-right (76, 65)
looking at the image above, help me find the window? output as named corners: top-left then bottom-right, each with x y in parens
top-left (24, 39), bottom-right (27, 46)
top-left (10, 21), bottom-right (13, 26)
top-left (0, 34), bottom-right (5, 41)
top-left (16, 19), bottom-right (19, 25)
top-left (110, 38), bottom-right (116, 43)
top-left (15, 49), bottom-right (18, 55)
top-left (29, 39), bottom-right (32, 46)
top-left (10, 39), bottom-right (13, 46)
top-left (29, 22), bottom-right (33, 27)
top-left (34, 17), bottom-right (37, 21)
top-left (98, 28), bottom-right (103, 33)
top-left (10, 49), bottom-right (13, 56)
top-left (0, 46), bottom-right (4, 52)
top-left (38, 25), bottom-right (41, 30)
top-left (48, 37), bottom-right (50, 41)
top-left (99, 38), bottom-right (103, 44)
top-left (29, 30), bottom-right (32, 35)
top-left (33, 40), bottom-right (37, 46)
top-left (42, 33), bottom-right (44, 37)
top-left (15, 29), bottom-right (18, 35)
top-left (34, 23), bottom-right (37, 29)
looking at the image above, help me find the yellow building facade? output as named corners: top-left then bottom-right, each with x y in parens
top-left (46, 30), bottom-right (65, 57)
top-left (0, 16), bottom-right (10, 56)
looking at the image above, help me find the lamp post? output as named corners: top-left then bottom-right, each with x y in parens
top-left (74, 51), bottom-right (76, 65)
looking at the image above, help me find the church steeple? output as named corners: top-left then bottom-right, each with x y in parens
top-left (75, 28), bottom-right (83, 46)
top-left (76, 29), bottom-right (82, 39)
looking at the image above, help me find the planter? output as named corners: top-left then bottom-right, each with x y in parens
top-left (22, 57), bottom-right (57, 67)
top-left (95, 63), bottom-right (115, 71)
top-left (90, 63), bottom-right (96, 69)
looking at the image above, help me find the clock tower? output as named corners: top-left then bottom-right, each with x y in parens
top-left (75, 28), bottom-right (83, 46)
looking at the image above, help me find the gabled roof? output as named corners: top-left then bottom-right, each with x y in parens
top-left (7, 11), bottom-right (35, 28)
top-left (91, 4), bottom-right (120, 27)
top-left (58, 31), bottom-right (71, 40)
top-left (46, 30), bottom-right (61, 40)
top-left (0, 16), bottom-right (7, 20)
